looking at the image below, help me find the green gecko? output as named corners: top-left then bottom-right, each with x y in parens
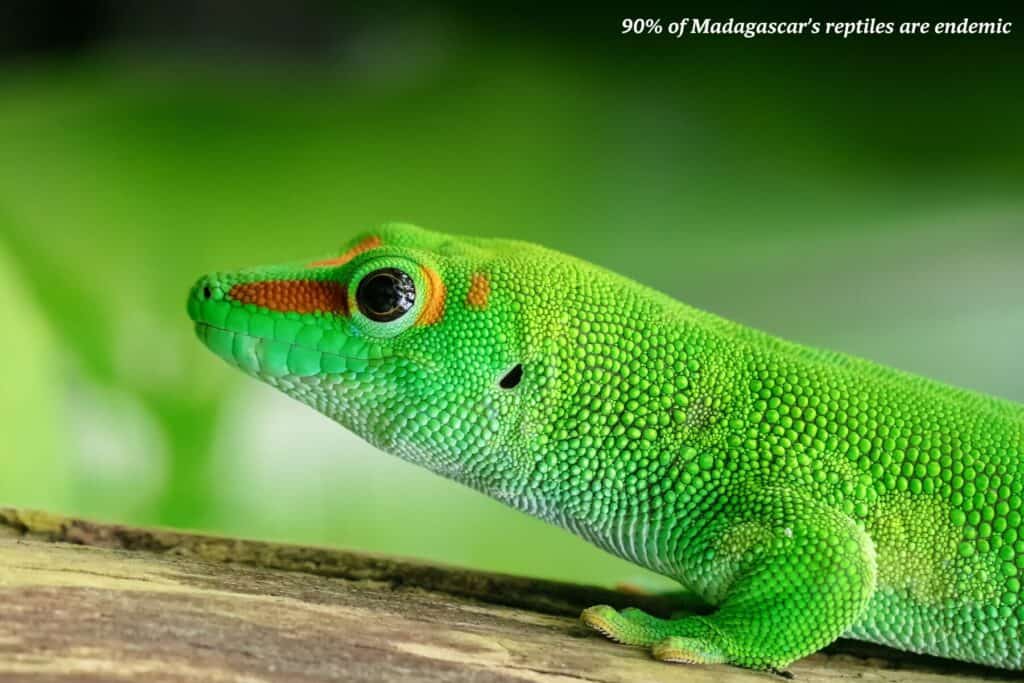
top-left (188, 222), bottom-right (1024, 671)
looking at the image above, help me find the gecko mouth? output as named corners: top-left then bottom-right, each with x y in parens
top-left (194, 322), bottom-right (385, 378)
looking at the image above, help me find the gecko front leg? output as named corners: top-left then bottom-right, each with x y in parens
top-left (582, 487), bottom-right (878, 670)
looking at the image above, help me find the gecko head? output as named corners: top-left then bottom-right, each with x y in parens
top-left (187, 222), bottom-right (569, 495)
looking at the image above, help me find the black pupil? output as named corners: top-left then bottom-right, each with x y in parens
top-left (356, 268), bottom-right (416, 322)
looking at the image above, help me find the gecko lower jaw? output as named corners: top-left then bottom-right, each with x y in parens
top-left (194, 322), bottom-right (388, 378)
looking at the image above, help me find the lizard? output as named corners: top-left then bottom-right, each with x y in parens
top-left (187, 222), bottom-right (1024, 672)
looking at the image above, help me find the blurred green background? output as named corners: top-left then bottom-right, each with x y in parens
top-left (1, 3), bottom-right (1021, 588)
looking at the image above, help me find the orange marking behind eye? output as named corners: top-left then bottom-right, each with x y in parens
top-left (308, 235), bottom-right (382, 268)
top-left (230, 280), bottom-right (349, 315)
top-left (416, 266), bottom-right (446, 326)
top-left (466, 272), bottom-right (490, 310)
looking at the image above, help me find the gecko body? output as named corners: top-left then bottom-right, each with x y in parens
top-left (189, 223), bottom-right (1024, 670)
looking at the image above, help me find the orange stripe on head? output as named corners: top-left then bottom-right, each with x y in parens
top-left (466, 272), bottom-right (490, 310)
top-left (308, 235), bottom-right (382, 268)
top-left (416, 266), bottom-right (446, 326)
top-left (230, 280), bottom-right (349, 316)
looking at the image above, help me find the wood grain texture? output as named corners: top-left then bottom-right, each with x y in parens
top-left (0, 509), bottom-right (1011, 682)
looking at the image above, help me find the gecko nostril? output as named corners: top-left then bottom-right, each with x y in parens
top-left (202, 285), bottom-right (213, 300)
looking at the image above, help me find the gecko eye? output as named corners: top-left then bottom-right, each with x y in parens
top-left (356, 268), bottom-right (416, 322)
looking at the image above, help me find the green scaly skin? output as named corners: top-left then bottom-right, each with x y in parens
top-left (188, 223), bottom-right (1024, 671)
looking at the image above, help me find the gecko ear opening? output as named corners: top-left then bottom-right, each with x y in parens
top-left (499, 364), bottom-right (523, 389)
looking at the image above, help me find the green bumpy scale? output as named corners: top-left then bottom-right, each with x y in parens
top-left (188, 223), bottom-right (1024, 671)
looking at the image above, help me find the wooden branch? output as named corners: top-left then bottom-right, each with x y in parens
top-left (0, 509), bottom-right (1007, 682)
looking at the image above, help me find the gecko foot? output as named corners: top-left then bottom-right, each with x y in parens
top-left (652, 635), bottom-right (728, 665)
top-left (581, 604), bottom-right (728, 665)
